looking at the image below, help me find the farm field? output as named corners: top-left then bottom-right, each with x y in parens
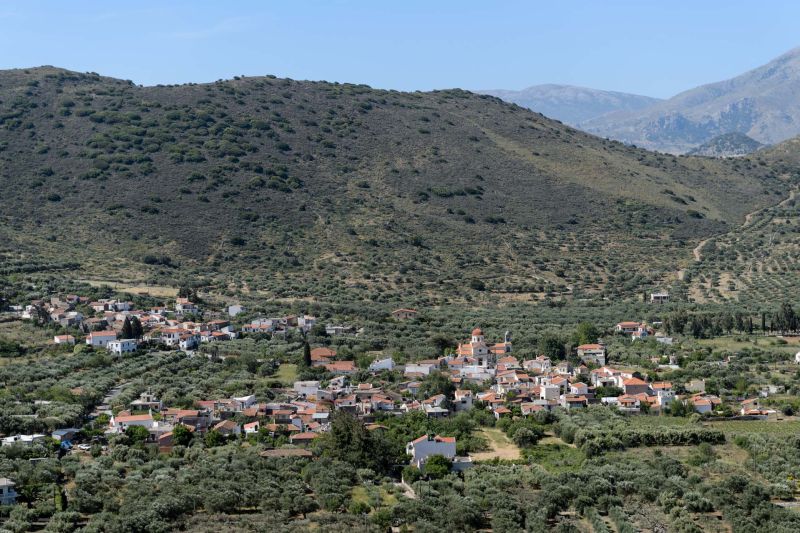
top-left (523, 443), bottom-right (585, 474)
top-left (703, 419), bottom-right (800, 436)
top-left (696, 335), bottom-right (800, 355)
top-left (77, 279), bottom-right (179, 298)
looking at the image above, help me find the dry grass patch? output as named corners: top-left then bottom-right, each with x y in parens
top-left (78, 279), bottom-right (178, 297)
top-left (470, 428), bottom-right (521, 461)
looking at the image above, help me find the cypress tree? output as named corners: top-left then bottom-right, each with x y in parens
top-left (130, 316), bottom-right (143, 339)
top-left (121, 316), bottom-right (134, 339)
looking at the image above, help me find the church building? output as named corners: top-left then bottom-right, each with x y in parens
top-left (456, 328), bottom-right (512, 367)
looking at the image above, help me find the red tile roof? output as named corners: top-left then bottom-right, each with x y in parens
top-left (623, 377), bottom-right (648, 386)
top-left (411, 434), bottom-right (456, 444)
top-left (577, 344), bottom-right (604, 351)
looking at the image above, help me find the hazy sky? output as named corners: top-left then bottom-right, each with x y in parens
top-left (2, 0), bottom-right (799, 98)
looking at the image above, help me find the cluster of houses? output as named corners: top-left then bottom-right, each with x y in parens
top-left (7, 306), bottom-right (786, 492)
top-left (241, 315), bottom-right (318, 335)
top-left (106, 389), bottom-right (336, 451)
top-left (20, 293), bottom-right (351, 354)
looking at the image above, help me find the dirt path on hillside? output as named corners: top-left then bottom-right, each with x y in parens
top-left (679, 187), bottom-right (798, 273)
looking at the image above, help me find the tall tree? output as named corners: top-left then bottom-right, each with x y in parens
top-left (121, 316), bottom-right (134, 339)
top-left (172, 424), bottom-right (193, 446)
top-left (572, 322), bottom-right (599, 345)
top-left (538, 333), bottom-right (565, 359)
top-left (303, 340), bottom-right (312, 367)
top-left (418, 371), bottom-right (455, 400)
top-left (318, 411), bottom-right (394, 473)
top-left (130, 316), bottom-right (143, 339)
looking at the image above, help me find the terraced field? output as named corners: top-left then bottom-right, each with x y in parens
top-left (686, 188), bottom-right (800, 305)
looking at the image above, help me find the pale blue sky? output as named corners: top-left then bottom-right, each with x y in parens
top-left (1, 0), bottom-right (798, 98)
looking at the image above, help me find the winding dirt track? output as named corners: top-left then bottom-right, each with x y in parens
top-left (691, 188), bottom-right (797, 263)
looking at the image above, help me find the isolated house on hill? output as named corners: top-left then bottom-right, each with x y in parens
top-left (391, 308), bottom-right (418, 320)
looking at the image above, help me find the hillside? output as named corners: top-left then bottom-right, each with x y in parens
top-left (583, 47), bottom-right (800, 153)
top-left (478, 84), bottom-right (661, 126)
top-left (687, 132), bottom-right (763, 157)
top-left (684, 138), bottom-right (800, 305)
top-left (0, 67), bottom-right (793, 304)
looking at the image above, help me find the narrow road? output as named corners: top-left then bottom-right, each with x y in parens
top-left (687, 187), bottom-right (798, 265)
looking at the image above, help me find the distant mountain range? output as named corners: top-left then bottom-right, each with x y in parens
top-left (478, 85), bottom-right (662, 126)
top-left (487, 47), bottom-right (800, 154)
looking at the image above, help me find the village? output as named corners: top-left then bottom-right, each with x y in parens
top-left (2, 288), bottom-right (797, 510)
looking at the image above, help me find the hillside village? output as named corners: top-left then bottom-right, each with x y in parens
top-left (7, 3), bottom-right (800, 531)
top-left (3, 290), bottom-right (797, 479)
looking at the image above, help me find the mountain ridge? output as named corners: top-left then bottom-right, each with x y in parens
top-left (0, 66), bottom-right (792, 303)
top-left (582, 47), bottom-right (800, 153)
top-left (477, 84), bottom-right (662, 126)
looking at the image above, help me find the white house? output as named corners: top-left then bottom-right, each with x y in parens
top-left (454, 389), bottom-right (473, 412)
top-left (233, 395), bottom-right (257, 410)
top-left (406, 434), bottom-right (457, 469)
top-left (0, 478), bottom-right (17, 505)
top-left (175, 298), bottom-right (199, 315)
top-left (294, 381), bottom-right (321, 398)
top-left (692, 398), bottom-right (712, 414)
top-left (795, 351), bottom-right (800, 364)
top-left (615, 321), bottom-right (642, 334)
top-left (523, 356), bottom-right (552, 373)
top-left (243, 421), bottom-right (260, 435)
top-left (540, 384), bottom-right (560, 401)
top-left (404, 362), bottom-right (436, 376)
top-left (297, 315), bottom-right (317, 332)
top-left (656, 389), bottom-right (676, 407)
top-left (113, 301), bottom-right (133, 312)
top-left (369, 357), bottom-right (395, 372)
top-left (54, 335), bottom-right (76, 345)
top-left (86, 330), bottom-right (117, 347)
top-left (179, 334), bottom-right (200, 351)
top-left (109, 414), bottom-right (155, 433)
top-left (325, 324), bottom-right (354, 336)
top-left (576, 344), bottom-right (606, 366)
top-left (227, 305), bottom-right (245, 317)
top-left (108, 339), bottom-right (138, 355)
top-left (650, 292), bottom-right (670, 304)
top-left (1, 434), bottom-right (46, 447)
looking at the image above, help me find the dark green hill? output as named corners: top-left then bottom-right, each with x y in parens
top-left (0, 67), bottom-right (792, 304)
top-left (687, 132), bottom-right (763, 157)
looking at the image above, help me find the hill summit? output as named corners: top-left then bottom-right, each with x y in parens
top-left (0, 67), bottom-right (790, 303)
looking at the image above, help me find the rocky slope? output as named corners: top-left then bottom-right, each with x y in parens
top-left (582, 47), bottom-right (800, 153)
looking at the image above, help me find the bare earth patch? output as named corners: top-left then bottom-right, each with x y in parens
top-left (470, 428), bottom-right (521, 461)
